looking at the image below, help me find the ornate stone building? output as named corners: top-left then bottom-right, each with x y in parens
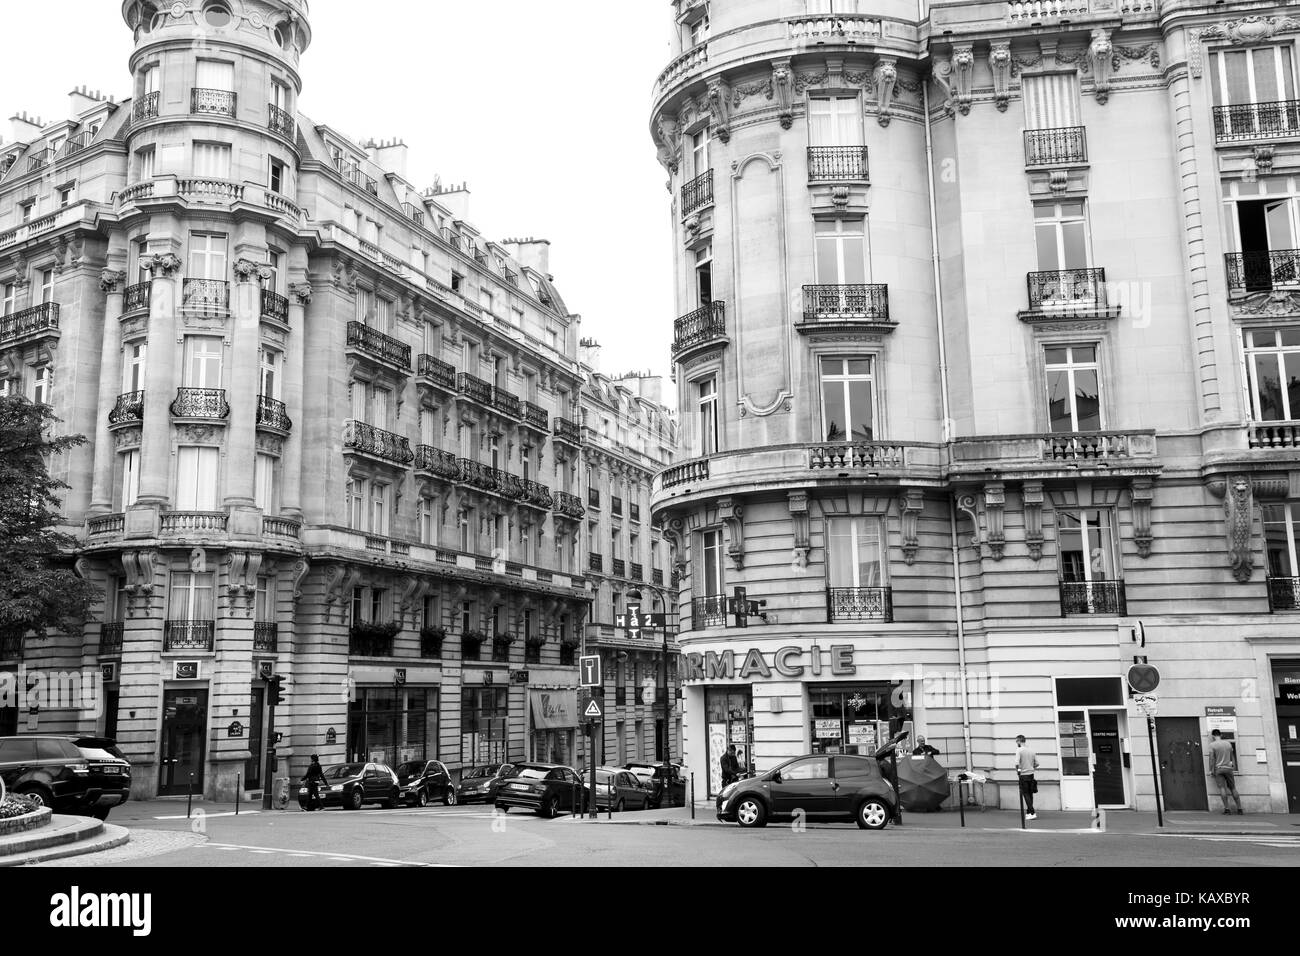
top-left (1, 1), bottom-right (592, 799)
top-left (650, 0), bottom-right (1300, 812)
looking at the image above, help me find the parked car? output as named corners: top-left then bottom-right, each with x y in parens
top-left (594, 768), bottom-right (652, 812)
top-left (625, 761), bottom-right (686, 809)
top-left (69, 737), bottom-right (132, 819)
top-left (0, 735), bottom-right (130, 819)
top-left (395, 760), bottom-right (456, 807)
top-left (456, 763), bottom-right (515, 804)
top-left (495, 763), bottom-right (589, 818)
top-left (297, 762), bottom-right (399, 810)
top-left (715, 754), bottom-right (896, 830)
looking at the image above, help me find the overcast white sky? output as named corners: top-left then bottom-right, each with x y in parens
top-left (0, 1), bottom-right (676, 394)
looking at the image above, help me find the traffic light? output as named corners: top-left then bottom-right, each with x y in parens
top-left (268, 674), bottom-right (286, 706)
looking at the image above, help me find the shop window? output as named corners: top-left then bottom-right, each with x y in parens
top-left (461, 686), bottom-right (508, 764)
top-left (808, 683), bottom-right (911, 756)
top-left (347, 687), bottom-right (438, 766)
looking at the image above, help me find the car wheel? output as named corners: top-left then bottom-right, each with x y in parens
top-left (615, 799), bottom-right (625, 813)
top-left (347, 788), bottom-right (364, 811)
top-left (858, 798), bottom-right (891, 830)
top-left (91, 807), bottom-right (111, 821)
top-left (540, 795), bottom-right (560, 819)
top-left (382, 793), bottom-right (397, 810)
top-left (735, 797), bottom-right (767, 829)
top-left (416, 789), bottom-right (429, 808)
top-left (443, 788), bottom-right (457, 807)
top-left (15, 784), bottom-right (54, 810)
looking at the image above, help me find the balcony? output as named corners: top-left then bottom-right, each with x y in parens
top-left (267, 103), bottom-right (296, 139)
top-left (416, 444), bottom-right (460, 480)
top-left (457, 458), bottom-right (498, 492)
top-left (519, 479), bottom-right (553, 509)
top-left (807, 146), bottom-right (869, 182)
top-left (164, 621), bottom-right (215, 652)
top-left (256, 395), bottom-right (292, 431)
top-left (522, 401), bottom-right (549, 432)
top-left (590, 552), bottom-right (604, 573)
top-left (672, 301), bottom-right (727, 356)
top-left (123, 281), bottom-right (151, 313)
top-left (1021, 268), bottom-right (1114, 320)
top-left (191, 88), bottom-right (237, 117)
top-left (457, 371), bottom-right (493, 405)
top-left (491, 385), bottom-right (522, 419)
top-left (171, 387), bottom-right (230, 420)
top-left (347, 321), bottom-right (412, 370)
top-left (261, 289), bottom-right (289, 323)
top-left (554, 417), bottom-right (582, 446)
top-left (262, 516), bottom-right (301, 539)
top-left (253, 622), bottom-right (278, 653)
top-left (827, 586), bottom-right (894, 624)
top-left (178, 178), bottom-right (244, 204)
top-left (334, 157), bottom-right (379, 195)
top-left (660, 458), bottom-right (709, 489)
top-left (133, 90), bottom-right (160, 121)
top-left (160, 512), bottom-right (228, 535)
top-left (349, 624), bottom-right (396, 657)
top-left (491, 639), bottom-right (512, 664)
top-left (613, 558), bottom-right (627, 578)
top-left (418, 353), bottom-right (457, 390)
top-left (108, 391), bottom-right (145, 426)
top-left (631, 562), bottom-right (644, 582)
top-left (681, 169), bottom-right (713, 215)
top-left (553, 491), bottom-right (586, 520)
top-left (182, 278), bottom-right (230, 314)
top-left (88, 514), bottom-right (125, 537)
top-left (799, 284), bottom-right (891, 331)
top-left (1268, 577), bottom-right (1300, 611)
top-left (0, 302), bottom-right (59, 346)
top-left (612, 496), bottom-right (624, 518)
top-left (98, 623), bottom-right (124, 656)
top-left (1060, 580), bottom-right (1127, 616)
top-left (653, 568), bottom-right (664, 586)
top-left (1024, 127), bottom-right (1087, 167)
top-left (344, 420), bottom-right (414, 466)
top-left (1213, 101), bottom-right (1300, 143)
top-left (588, 488), bottom-right (602, 509)
top-left (691, 595), bottom-right (728, 629)
top-left (401, 202), bottom-right (425, 227)
top-left (950, 430), bottom-right (1158, 481)
top-left (1248, 421), bottom-right (1300, 449)
top-left (808, 442), bottom-right (909, 471)
top-left (60, 131), bottom-right (96, 158)
top-left (1225, 249), bottom-right (1300, 295)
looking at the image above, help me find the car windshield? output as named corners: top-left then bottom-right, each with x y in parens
top-left (396, 762), bottom-right (425, 777)
top-left (74, 737), bottom-right (128, 761)
top-left (78, 747), bottom-right (123, 762)
top-left (326, 763), bottom-right (364, 779)
top-left (512, 767), bottom-right (551, 780)
top-left (596, 770), bottom-right (615, 784)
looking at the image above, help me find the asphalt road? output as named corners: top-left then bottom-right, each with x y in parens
top-left (31, 804), bottom-right (1300, 868)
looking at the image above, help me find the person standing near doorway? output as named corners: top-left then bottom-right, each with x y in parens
top-left (1016, 734), bottom-right (1039, 820)
top-left (720, 744), bottom-right (741, 787)
top-left (1209, 729), bottom-right (1244, 815)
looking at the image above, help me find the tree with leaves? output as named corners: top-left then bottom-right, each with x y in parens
top-left (0, 396), bottom-right (98, 653)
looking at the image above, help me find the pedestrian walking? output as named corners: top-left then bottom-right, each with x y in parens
top-left (303, 753), bottom-right (327, 810)
top-left (1015, 734), bottom-right (1039, 820)
top-left (720, 744), bottom-right (741, 787)
top-left (1208, 729), bottom-right (1244, 815)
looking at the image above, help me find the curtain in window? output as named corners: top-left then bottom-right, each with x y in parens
top-left (1021, 73), bottom-right (1080, 129)
top-left (176, 446), bottom-right (218, 511)
top-left (827, 517), bottom-right (884, 588)
top-left (196, 60), bottom-right (234, 91)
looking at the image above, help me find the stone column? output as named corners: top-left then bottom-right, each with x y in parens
top-left (280, 282), bottom-right (311, 520)
top-left (134, 253), bottom-right (184, 510)
top-left (88, 270), bottom-right (127, 515)
top-left (224, 259), bottom-right (267, 512)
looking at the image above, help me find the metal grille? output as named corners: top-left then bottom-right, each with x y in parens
top-left (1023, 127), bottom-right (1087, 166)
top-left (0, 302), bottom-right (59, 344)
top-left (123, 281), bottom-right (151, 313)
top-left (98, 623), bottom-right (124, 656)
top-left (164, 621), bottom-right (215, 651)
top-left (1268, 577), bottom-right (1300, 612)
top-left (806, 146), bottom-right (870, 181)
top-left (553, 491), bottom-right (586, 520)
top-left (457, 372), bottom-right (493, 405)
top-left (672, 301), bottom-right (726, 354)
top-left (346, 321), bottom-right (412, 369)
top-left (1212, 101), bottom-right (1300, 142)
top-left (419, 354), bottom-right (456, 389)
top-left (415, 445), bottom-right (459, 479)
top-left (182, 278), bottom-right (230, 313)
top-left (253, 622), bottom-right (278, 652)
top-left (681, 169), bottom-right (713, 214)
top-left (267, 103), bottom-right (296, 139)
top-left (261, 289), bottom-right (289, 322)
top-left (256, 395), bottom-right (292, 430)
top-left (191, 88), bottom-right (237, 116)
top-left (827, 587), bottom-right (893, 623)
top-left (1224, 250), bottom-right (1300, 293)
top-left (691, 596), bottom-right (728, 629)
top-left (554, 417), bottom-right (582, 444)
top-left (1059, 580), bottom-right (1127, 616)
top-left (344, 420), bottom-right (415, 464)
top-left (171, 387), bottom-right (230, 419)
top-left (109, 391), bottom-right (145, 425)
top-left (1025, 268), bottom-right (1106, 312)
top-left (801, 284), bottom-right (889, 322)
top-left (133, 91), bottom-right (160, 120)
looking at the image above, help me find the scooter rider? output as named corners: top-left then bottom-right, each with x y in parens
top-left (303, 754), bottom-right (327, 809)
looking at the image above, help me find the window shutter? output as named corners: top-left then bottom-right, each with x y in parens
top-left (176, 447), bottom-right (199, 510)
top-left (197, 60), bottom-right (234, 91)
top-left (1022, 73), bottom-right (1080, 130)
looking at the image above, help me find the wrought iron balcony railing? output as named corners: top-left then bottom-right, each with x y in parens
top-left (60, 131), bottom-right (96, 158)
top-left (182, 278), bottom-right (230, 313)
top-left (673, 301), bottom-right (726, 354)
top-left (418, 354), bottom-right (457, 389)
top-left (253, 622), bottom-right (278, 652)
top-left (681, 169), bottom-right (713, 215)
top-left (554, 417), bottom-right (582, 444)
top-left (827, 586), bottom-right (893, 623)
top-left (191, 88), bottom-right (237, 117)
top-left (334, 157), bottom-right (379, 195)
top-left (416, 445), bottom-right (460, 480)
top-left (261, 289), bottom-right (289, 322)
top-left (401, 202), bottom-right (425, 227)
top-left (801, 284), bottom-right (889, 323)
top-left (98, 623), bottom-right (124, 656)
top-left (553, 491), bottom-right (586, 520)
top-left (171, 387), bottom-right (230, 419)
top-left (660, 458), bottom-right (709, 488)
top-left (164, 620), bottom-right (215, 651)
top-left (807, 146), bottom-right (869, 181)
top-left (1213, 100), bottom-right (1300, 143)
top-left (612, 558), bottom-right (627, 577)
top-left (267, 103), bottom-right (295, 139)
top-left (457, 458), bottom-right (499, 492)
top-left (589, 552), bottom-right (604, 572)
top-left (344, 420), bottom-right (415, 465)
top-left (346, 321), bottom-right (411, 369)
top-left (109, 391), bottom-right (145, 426)
top-left (123, 281), bottom-right (151, 313)
top-left (522, 401), bottom-right (549, 431)
top-left (491, 386), bottom-right (522, 419)
top-left (134, 90), bottom-right (160, 121)
top-left (457, 372), bottom-right (493, 405)
top-left (0, 302), bottom-right (59, 344)
top-left (256, 395), bottom-right (292, 430)
top-left (631, 562), bottom-right (644, 581)
top-left (1025, 268), bottom-right (1107, 313)
top-left (1024, 126), bottom-right (1087, 166)
top-left (1059, 580), bottom-right (1127, 616)
top-left (1268, 576), bottom-right (1300, 611)
top-left (1225, 249), bottom-right (1300, 293)
top-left (520, 479), bottom-right (553, 509)
top-left (691, 595), bottom-right (728, 629)
top-left (652, 568), bottom-right (665, 586)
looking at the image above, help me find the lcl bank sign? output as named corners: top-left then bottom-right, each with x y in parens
top-left (682, 645), bottom-right (861, 683)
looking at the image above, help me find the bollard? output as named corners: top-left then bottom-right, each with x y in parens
top-left (1018, 776), bottom-right (1026, 829)
top-left (889, 751), bottom-right (902, 825)
top-left (571, 781), bottom-right (577, 820)
top-left (958, 777), bottom-right (965, 828)
top-left (607, 783), bottom-right (612, 820)
top-left (690, 772), bottom-right (695, 820)
top-left (235, 773), bottom-right (240, 815)
top-left (187, 773), bottom-right (194, 820)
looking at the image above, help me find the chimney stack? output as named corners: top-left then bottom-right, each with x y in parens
top-left (365, 137), bottom-right (409, 179)
top-left (578, 337), bottom-right (602, 371)
top-left (500, 237), bottom-right (551, 277)
top-left (9, 112), bottom-right (45, 144)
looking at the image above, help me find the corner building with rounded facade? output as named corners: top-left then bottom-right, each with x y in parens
top-left (650, 0), bottom-right (1300, 813)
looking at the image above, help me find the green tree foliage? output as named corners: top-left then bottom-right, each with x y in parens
top-left (0, 397), bottom-right (98, 648)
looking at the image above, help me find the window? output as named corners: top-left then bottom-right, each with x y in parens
top-left (259, 348), bottom-right (279, 399)
top-left (196, 59), bottom-right (235, 92)
top-left (460, 687), bottom-right (508, 763)
top-left (1, 283), bottom-right (14, 316)
top-left (19, 201), bottom-right (34, 223)
top-left (1045, 345), bottom-right (1101, 433)
top-left (176, 446), bottom-right (219, 511)
top-left (59, 185), bottom-right (76, 208)
top-left (697, 376), bottom-right (719, 455)
top-left (370, 387), bottom-right (390, 429)
top-left (809, 96), bottom-right (863, 146)
top-left (269, 158), bottom-right (287, 194)
top-left (691, 127), bottom-right (710, 177)
top-left (1034, 200), bottom-right (1090, 273)
top-left (137, 147), bottom-right (155, 181)
top-left (31, 366), bottom-right (52, 406)
top-left (188, 233), bottom-right (228, 280)
top-left (815, 219), bottom-right (868, 285)
top-left (266, 250), bottom-right (283, 294)
top-left (271, 79), bottom-right (290, 113)
top-left (1021, 73), bottom-right (1081, 130)
top-left (192, 142), bottom-right (232, 179)
top-left (346, 479), bottom-right (364, 530)
top-left (255, 576), bottom-right (272, 623)
top-left (132, 237), bottom-right (150, 284)
top-left (695, 245), bottom-right (713, 307)
top-left (169, 572), bottom-right (215, 622)
top-left (1211, 45), bottom-right (1296, 109)
top-left (480, 288), bottom-right (495, 317)
top-left (511, 306), bottom-right (525, 328)
top-left (141, 64), bottom-right (160, 95)
top-left (356, 286), bottom-right (375, 325)
top-left (782, 756), bottom-right (831, 780)
top-left (183, 335), bottom-right (223, 388)
top-left (124, 342), bottom-right (147, 392)
top-left (418, 497), bottom-right (437, 545)
top-left (459, 508), bottom-right (473, 551)
top-left (700, 528), bottom-right (725, 597)
top-left (451, 272), bottom-right (463, 294)
top-left (819, 356), bottom-right (874, 442)
top-left (204, 4), bottom-right (232, 27)
top-left (377, 297), bottom-right (393, 332)
top-left (1243, 327), bottom-right (1300, 422)
top-left (1058, 510), bottom-right (1119, 583)
top-left (369, 482), bottom-right (389, 536)
top-left (460, 601), bottom-right (474, 635)
top-left (370, 588), bottom-right (387, 623)
top-left (492, 514), bottom-right (505, 553)
top-left (120, 451), bottom-right (140, 508)
top-left (254, 453), bottom-right (275, 513)
top-left (423, 594), bottom-right (439, 630)
top-left (827, 517), bottom-right (886, 588)
top-left (1264, 503), bottom-right (1300, 578)
top-left (688, 14), bottom-right (710, 49)
top-left (39, 269), bottom-right (55, 304)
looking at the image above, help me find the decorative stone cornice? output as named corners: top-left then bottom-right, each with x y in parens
top-left (234, 258), bottom-right (273, 283)
top-left (1023, 481), bottom-right (1045, 561)
top-left (874, 57), bottom-right (898, 127)
top-left (900, 489), bottom-right (924, 565)
top-left (99, 269), bottom-right (126, 294)
top-left (289, 281), bottom-right (314, 305)
top-left (140, 253), bottom-right (182, 277)
top-left (953, 44), bottom-right (975, 115)
top-left (989, 41), bottom-right (1012, 112)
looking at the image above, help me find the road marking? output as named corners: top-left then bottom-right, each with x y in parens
top-left (154, 810), bottom-right (261, 820)
top-left (1170, 834), bottom-right (1300, 849)
top-left (196, 842), bottom-right (455, 866)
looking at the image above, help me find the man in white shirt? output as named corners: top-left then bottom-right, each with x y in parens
top-left (1016, 734), bottom-right (1040, 820)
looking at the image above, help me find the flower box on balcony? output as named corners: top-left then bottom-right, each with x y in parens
top-left (420, 625), bottom-right (447, 658)
top-left (349, 620), bottom-right (400, 656)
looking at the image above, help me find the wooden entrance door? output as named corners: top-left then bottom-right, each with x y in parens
top-left (1155, 716), bottom-right (1208, 811)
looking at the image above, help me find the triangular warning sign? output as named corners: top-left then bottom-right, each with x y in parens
top-left (584, 699), bottom-right (603, 718)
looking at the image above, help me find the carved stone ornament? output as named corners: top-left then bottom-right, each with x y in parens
top-left (120, 549), bottom-right (157, 614)
top-left (99, 269), bottom-right (126, 294)
top-left (655, 115), bottom-right (681, 174)
top-left (831, 185), bottom-right (851, 210)
top-left (227, 551), bottom-right (263, 616)
top-left (1048, 170), bottom-right (1070, 195)
top-left (661, 515), bottom-right (688, 579)
top-left (1022, 481), bottom-right (1045, 561)
top-left (874, 57), bottom-right (898, 127)
top-left (719, 497), bottom-right (745, 570)
top-left (707, 79), bottom-right (732, 144)
top-left (684, 214), bottom-right (703, 238)
top-left (178, 424), bottom-right (218, 444)
top-left (289, 281), bottom-right (313, 305)
top-left (931, 55), bottom-right (956, 117)
top-left (989, 42), bottom-right (1012, 112)
top-left (1130, 479), bottom-right (1154, 558)
top-left (234, 258), bottom-right (273, 283)
top-left (1088, 29), bottom-right (1114, 104)
top-left (113, 427), bottom-right (142, 449)
top-left (772, 59), bottom-right (794, 129)
top-left (900, 489), bottom-right (924, 565)
top-left (323, 564), bottom-right (362, 622)
top-left (1231, 289), bottom-right (1300, 316)
top-left (952, 45), bottom-right (975, 115)
top-left (1208, 475), bottom-right (1255, 582)
top-left (291, 558), bottom-right (311, 602)
top-left (1253, 145), bottom-right (1275, 174)
top-left (955, 492), bottom-right (986, 553)
top-left (984, 481), bottom-right (1006, 560)
top-left (788, 491), bottom-right (811, 569)
top-left (1199, 16), bottom-right (1300, 47)
top-left (141, 253), bottom-right (183, 277)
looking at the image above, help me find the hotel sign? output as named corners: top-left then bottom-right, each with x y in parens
top-left (682, 645), bottom-right (861, 683)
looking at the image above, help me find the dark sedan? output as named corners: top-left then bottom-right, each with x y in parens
top-left (594, 768), bottom-right (652, 812)
top-left (456, 763), bottom-right (514, 804)
top-left (395, 760), bottom-right (456, 807)
top-left (297, 762), bottom-right (399, 810)
top-left (495, 763), bottom-right (589, 818)
top-left (625, 762), bottom-right (686, 809)
top-left (715, 754), bottom-right (895, 830)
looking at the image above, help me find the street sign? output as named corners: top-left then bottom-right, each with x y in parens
top-left (1134, 694), bottom-right (1158, 717)
top-left (616, 604), bottom-right (644, 640)
top-left (1127, 662), bottom-right (1161, 694)
top-left (579, 655), bottom-right (602, 688)
top-left (584, 698), bottom-right (603, 719)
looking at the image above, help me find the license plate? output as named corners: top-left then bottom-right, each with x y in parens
top-left (508, 783), bottom-right (529, 791)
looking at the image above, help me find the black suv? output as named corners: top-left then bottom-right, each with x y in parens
top-left (0, 735), bottom-right (132, 819)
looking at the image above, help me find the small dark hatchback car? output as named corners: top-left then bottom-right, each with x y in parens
top-left (715, 753), bottom-right (896, 830)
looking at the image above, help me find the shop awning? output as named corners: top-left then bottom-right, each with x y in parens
top-left (530, 689), bottom-right (578, 729)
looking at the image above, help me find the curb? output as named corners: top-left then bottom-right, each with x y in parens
top-left (0, 825), bottom-right (131, 867)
